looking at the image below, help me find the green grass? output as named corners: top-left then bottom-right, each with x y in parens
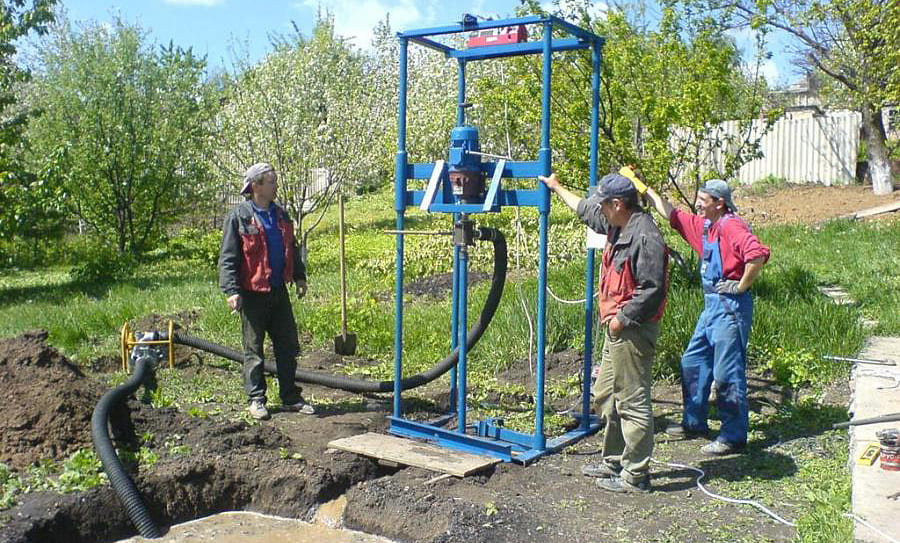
top-left (0, 189), bottom-right (895, 540)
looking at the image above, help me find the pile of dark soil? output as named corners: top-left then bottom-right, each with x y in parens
top-left (0, 330), bottom-right (102, 468)
top-left (374, 271), bottom-right (491, 302)
top-left (0, 328), bottom-right (807, 543)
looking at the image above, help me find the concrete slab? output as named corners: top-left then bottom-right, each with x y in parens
top-left (850, 336), bottom-right (900, 542)
top-left (819, 285), bottom-right (857, 305)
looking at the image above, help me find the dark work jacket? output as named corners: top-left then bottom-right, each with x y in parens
top-left (576, 199), bottom-right (668, 327)
top-left (218, 200), bottom-right (306, 295)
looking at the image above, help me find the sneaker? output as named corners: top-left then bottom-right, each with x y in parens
top-left (248, 399), bottom-right (270, 420)
top-left (595, 475), bottom-right (651, 493)
top-left (664, 423), bottom-right (709, 439)
top-left (282, 397), bottom-right (316, 415)
top-left (581, 462), bottom-right (622, 479)
top-left (700, 440), bottom-right (745, 456)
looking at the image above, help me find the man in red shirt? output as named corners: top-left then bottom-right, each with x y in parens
top-left (642, 179), bottom-right (769, 455)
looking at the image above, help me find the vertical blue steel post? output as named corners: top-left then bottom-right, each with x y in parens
top-left (456, 246), bottom-right (469, 432)
top-left (456, 60), bottom-right (466, 127)
top-left (449, 245), bottom-right (459, 412)
top-left (393, 38), bottom-right (409, 419)
top-left (581, 41), bottom-right (601, 430)
top-left (533, 20), bottom-right (554, 451)
top-left (450, 58), bottom-right (466, 411)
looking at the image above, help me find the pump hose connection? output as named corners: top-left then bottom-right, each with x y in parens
top-left (174, 226), bottom-right (507, 393)
top-left (92, 339), bottom-right (164, 539)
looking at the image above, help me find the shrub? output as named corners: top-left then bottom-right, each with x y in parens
top-left (164, 227), bottom-right (223, 266)
top-left (70, 244), bottom-right (136, 283)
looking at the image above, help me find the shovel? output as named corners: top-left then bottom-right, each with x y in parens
top-left (334, 191), bottom-right (357, 355)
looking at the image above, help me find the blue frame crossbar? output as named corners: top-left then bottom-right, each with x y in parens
top-left (390, 14), bottom-right (605, 465)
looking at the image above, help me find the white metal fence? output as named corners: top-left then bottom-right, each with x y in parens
top-left (678, 110), bottom-right (861, 186)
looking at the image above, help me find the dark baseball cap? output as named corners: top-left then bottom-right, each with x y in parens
top-left (588, 173), bottom-right (637, 204)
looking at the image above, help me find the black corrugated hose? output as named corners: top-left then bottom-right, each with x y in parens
top-left (173, 227), bottom-right (507, 393)
top-left (91, 355), bottom-right (162, 539)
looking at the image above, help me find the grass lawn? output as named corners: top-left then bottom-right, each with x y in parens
top-left (1, 189), bottom-right (897, 542)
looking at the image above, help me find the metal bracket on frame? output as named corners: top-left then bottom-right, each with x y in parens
top-left (420, 160), bottom-right (446, 212)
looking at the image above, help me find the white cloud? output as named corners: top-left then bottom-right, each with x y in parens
top-left (299, 0), bottom-right (439, 50)
top-left (162, 0), bottom-right (225, 6)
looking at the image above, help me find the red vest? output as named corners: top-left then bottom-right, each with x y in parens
top-left (239, 211), bottom-right (296, 292)
top-left (598, 241), bottom-right (667, 324)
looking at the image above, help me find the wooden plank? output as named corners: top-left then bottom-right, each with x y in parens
top-left (854, 200), bottom-right (900, 219)
top-left (327, 432), bottom-right (500, 477)
top-left (840, 200), bottom-right (900, 220)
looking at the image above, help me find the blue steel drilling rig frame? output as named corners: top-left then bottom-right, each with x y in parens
top-left (390, 14), bottom-right (605, 465)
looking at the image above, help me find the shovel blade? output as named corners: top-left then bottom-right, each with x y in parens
top-left (334, 333), bottom-right (357, 355)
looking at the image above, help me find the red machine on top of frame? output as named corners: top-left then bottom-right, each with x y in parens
top-left (466, 24), bottom-right (528, 48)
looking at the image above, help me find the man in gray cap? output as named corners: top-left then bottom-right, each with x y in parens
top-left (639, 177), bottom-right (769, 455)
top-left (539, 171), bottom-right (668, 493)
top-left (218, 162), bottom-right (314, 420)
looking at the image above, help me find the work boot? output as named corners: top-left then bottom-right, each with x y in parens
top-left (700, 440), bottom-right (745, 456)
top-left (665, 423), bottom-right (709, 439)
top-left (282, 396), bottom-right (316, 415)
top-left (581, 462), bottom-right (621, 479)
top-left (595, 475), bottom-right (651, 494)
top-left (248, 399), bottom-right (270, 420)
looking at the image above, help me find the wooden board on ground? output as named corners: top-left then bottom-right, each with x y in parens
top-left (327, 432), bottom-right (500, 477)
top-left (844, 200), bottom-right (900, 220)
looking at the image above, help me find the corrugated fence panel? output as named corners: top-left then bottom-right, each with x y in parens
top-left (675, 111), bottom-right (860, 186)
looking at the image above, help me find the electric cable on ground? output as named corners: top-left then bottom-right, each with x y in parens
top-left (843, 513), bottom-right (900, 543)
top-left (650, 458), bottom-right (796, 527)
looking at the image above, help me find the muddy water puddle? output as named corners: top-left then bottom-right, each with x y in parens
top-left (115, 509), bottom-right (395, 543)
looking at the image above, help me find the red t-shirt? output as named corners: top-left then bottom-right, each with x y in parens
top-left (670, 209), bottom-right (770, 281)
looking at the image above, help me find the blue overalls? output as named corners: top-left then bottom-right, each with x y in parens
top-left (680, 218), bottom-right (753, 445)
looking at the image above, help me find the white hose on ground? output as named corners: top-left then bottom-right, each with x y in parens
top-left (650, 458), bottom-right (796, 527)
top-left (652, 458), bottom-right (900, 542)
top-left (843, 513), bottom-right (900, 543)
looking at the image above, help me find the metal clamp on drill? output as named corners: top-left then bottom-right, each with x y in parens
top-left (453, 217), bottom-right (477, 248)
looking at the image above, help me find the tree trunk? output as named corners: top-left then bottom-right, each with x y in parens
top-left (861, 103), bottom-right (895, 195)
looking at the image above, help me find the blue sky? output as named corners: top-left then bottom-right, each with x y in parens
top-left (59, 0), bottom-right (525, 70)
top-left (57, 0), bottom-right (799, 84)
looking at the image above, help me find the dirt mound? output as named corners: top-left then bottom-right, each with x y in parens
top-left (488, 349), bottom-right (585, 411)
top-left (735, 183), bottom-right (900, 225)
top-left (374, 271), bottom-right (491, 301)
top-left (344, 474), bottom-right (536, 543)
top-left (0, 330), bottom-right (102, 469)
top-left (123, 400), bottom-right (290, 456)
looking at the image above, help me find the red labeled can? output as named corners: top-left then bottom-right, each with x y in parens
top-left (876, 429), bottom-right (900, 471)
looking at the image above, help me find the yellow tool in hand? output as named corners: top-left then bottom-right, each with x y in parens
top-left (619, 166), bottom-right (648, 195)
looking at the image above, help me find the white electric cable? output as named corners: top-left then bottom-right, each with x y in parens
top-left (650, 458), bottom-right (796, 527)
top-left (855, 367), bottom-right (900, 390)
top-left (843, 513), bottom-right (900, 543)
top-left (546, 284), bottom-right (601, 305)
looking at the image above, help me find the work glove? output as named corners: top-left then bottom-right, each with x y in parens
top-left (296, 280), bottom-right (308, 299)
top-left (619, 166), bottom-right (648, 195)
top-left (714, 279), bottom-right (743, 295)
